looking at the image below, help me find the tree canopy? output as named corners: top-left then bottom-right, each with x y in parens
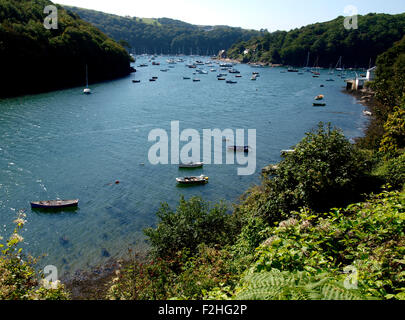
top-left (0, 0), bottom-right (132, 98)
top-left (64, 6), bottom-right (263, 55)
top-left (227, 13), bottom-right (405, 68)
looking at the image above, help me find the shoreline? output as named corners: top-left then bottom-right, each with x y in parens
top-left (215, 57), bottom-right (281, 67)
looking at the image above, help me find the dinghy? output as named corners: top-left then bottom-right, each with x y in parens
top-left (31, 199), bottom-right (79, 210)
top-left (179, 162), bottom-right (204, 169)
top-left (228, 146), bottom-right (250, 153)
top-left (176, 175), bottom-right (209, 185)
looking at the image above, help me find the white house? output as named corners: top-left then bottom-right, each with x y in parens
top-left (346, 66), bottom-right (377, 91)
top-left (366, 66), bottom-right (377, 81)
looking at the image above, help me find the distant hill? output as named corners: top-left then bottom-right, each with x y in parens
top-left (227, 13), bottom-right (405, 68)
top-left (0, 0), bottom-right (132, 98)
top-left (63, 6), bottom-right (263, 55)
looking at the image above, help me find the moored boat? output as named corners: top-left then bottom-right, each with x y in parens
top-left (31, 199), bottom-right (79, 209)
top-left (176, 175), bottom-right (209, 185)
top-left (229, 68), bottom-right (240, 74)
top-left (228, 146), bottom-right (250, 153)
top-left (281, 149), bottom-right (295, 156)
top-left (83, 64), bottom-right (91, 94)
top-left (179, 162), bottom-right (204, 169)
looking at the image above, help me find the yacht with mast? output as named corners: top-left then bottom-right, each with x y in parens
top-left (83, 64), bottom-right (91, 94)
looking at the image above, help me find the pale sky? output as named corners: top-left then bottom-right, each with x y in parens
top-left (57, 0), bottom-right (405, 31)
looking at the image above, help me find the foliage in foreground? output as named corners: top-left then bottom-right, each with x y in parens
top-left (107, 245), bottom-right (237, 300)
top-left (226, 190), bottom-right (405, 300)
top-left (108, 197), bottom-right (239, 300)
top-left (144, 197), bottom-right (238, 259)
top-left (0, 212), bottom-right (69, 300)
top-left (235, 270), bottom-right (369, 300)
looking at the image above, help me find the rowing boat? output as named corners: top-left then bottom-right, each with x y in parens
top-left (30, 199), bottom-right (79, 209)
top-left (176, 175), bottom-right (209, 185)
top-left (179, 162), bottom-right (204, 169)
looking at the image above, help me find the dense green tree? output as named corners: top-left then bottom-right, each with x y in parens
top-left (227, 13), bottom-right (405, 68)
top-left (0, 0), bottom-right (132, 98)
top-left (64, 6), bottom-right (262, 55)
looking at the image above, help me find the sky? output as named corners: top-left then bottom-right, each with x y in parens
top-left (57, 0), bottom-right (405, 31)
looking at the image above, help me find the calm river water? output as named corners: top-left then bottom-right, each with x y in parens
top-left (0, 56), bottom-right (368, 276)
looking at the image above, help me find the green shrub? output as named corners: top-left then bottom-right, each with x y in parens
top-left (248, 190), bottom-right (405, 299)
top-left (107, 253), bottom-right (178, 300)
top-left (380, 106), bottom-right (405, 155)
top-left (374, 153), bottom-right (405, 189)
top-left (0, 212), bottom-right (69, 300)
top-left (107, 246), bottom-right (237, 300)
top-left (144, 196), bottom-right (237, 259)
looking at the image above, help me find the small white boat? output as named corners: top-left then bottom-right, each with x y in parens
top-left (363, 111), bottom-right (372, 116)
top-left (179, 162), bottom-right (204, 168)
top-left (176, 175), bottom-right (209, 185)
top-left (83, 65), bottom-right (91, 94)
top-left (281, 149), bottom-right (295, 156)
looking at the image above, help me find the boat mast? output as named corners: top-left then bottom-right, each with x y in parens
top-left (85, 64), bottom-right (89, 88)
top-left (305, 51), bottom-right (310, 68)
top-left (335, 56), bottom-right (342, 70)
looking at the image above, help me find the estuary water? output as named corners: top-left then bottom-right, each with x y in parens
top-left (0, 56), bottom-right (369, 276)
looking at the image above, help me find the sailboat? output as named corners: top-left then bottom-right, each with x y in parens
top-left (335, 56), bottom-right (343, 71)
top-left (304, 52), bottom-right (312, 72)
top-left (83, 64), bottom-right (91, 94)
